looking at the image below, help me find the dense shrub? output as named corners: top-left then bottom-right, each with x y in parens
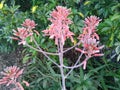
top-left (0, 1), bottom-right (29, 52)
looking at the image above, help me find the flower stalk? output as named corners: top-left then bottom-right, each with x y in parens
top-left (58, 40), bottom-right (66, 90)
top-left (11, 6), bottom-right (104, 90)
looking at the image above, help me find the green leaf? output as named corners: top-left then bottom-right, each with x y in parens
top-left (115, 46), bottom-right (120, 54)
top-left (105, 20), bottom-right (112, 27)
top-left (47, 62), bottom-right (56, 75)
top-left (22, 54), bottom-right (30, 63)
top-left (43, 80), bottom-right (47, 88)
top-left (76, 86), bottom-right (82, 90)
top-left (101, 27), bottom-right (110, 32)
top-left (111, 14), bottom-right (120, 21)
top-left (117, 54), bottom-right (120, 62)
top-left (84, 1), bottom-right (91, 6)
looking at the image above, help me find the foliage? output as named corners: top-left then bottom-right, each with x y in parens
top-left (23, 58), bottom-right (103, 90)
top-left (78, 0), bottom-right (120, 18)
top-left (98, 13), bottom-right (120, 63)
top-left (98, 14), bottom-right (120, 47)
top-left (0, 1), bottom-right (28, 52)
top-left (23, 58), bottom-right (61, 90)
top-left (23, 57), bottom-right (120, 90)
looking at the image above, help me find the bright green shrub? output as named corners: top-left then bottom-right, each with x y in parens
top-left (0, 1), bottom-right (29, 52)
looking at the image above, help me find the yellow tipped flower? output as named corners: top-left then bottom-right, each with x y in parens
top-left (0, 1), bottom-right (4, 9)
top-left (78, 12), bottom-right (84, 18)
top-left (84, 1), bottom-right (91, 5)
top-left (31, 5), bottom-right (38, 13)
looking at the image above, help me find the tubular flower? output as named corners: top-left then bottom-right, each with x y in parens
top-left (84, 16), bottom-right (101, 30)
top-left (13, 27), bottom-right (33, 45)
top-left (42, 6), bottom-right (74, 45)
top-left (76, 37), bottom-right (104, 69)
top-left (22, 19), bottom-right (37, 29)
top-left (76, 38), bottom-right (104, 57)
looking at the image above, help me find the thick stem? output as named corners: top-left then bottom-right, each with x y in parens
top-left (58, 41), bottom-right (66, 90)
top-left (60, 65), bottom-right (66, 90)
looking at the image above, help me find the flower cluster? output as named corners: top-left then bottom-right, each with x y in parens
top-left (42, 6), bottom-right (74, 45)
top-left (22, 19), bottom-right (37, 29)
top-left (76, 16), bottom-right (104, 69)
top-left (13, 28), bottom-right (33, 45)
top-left (0, 66), bottom-right (29, 90)
top-left (13, 19), bottom-right (38, 45)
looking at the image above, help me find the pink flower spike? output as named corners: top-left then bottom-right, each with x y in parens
top-left (0, 66), bottom-right (26, 90)
top-left (0, 66), bottom-right (29, 90)
top-left (13, 27), bottom-right (33, 45)
top-left (77, 37), bottom-right (104, 57)
top-left (22, 19), bottom-right (37, 29)
top-left (84, 16), bottom-right (101, 28)
top-left (77, 15), bottom-right (103, 57)
top-left (42, 6), bottom-right (74, 45)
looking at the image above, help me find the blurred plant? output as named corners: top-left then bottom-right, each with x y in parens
top-left (12, 6), bottom-right (103, 90)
